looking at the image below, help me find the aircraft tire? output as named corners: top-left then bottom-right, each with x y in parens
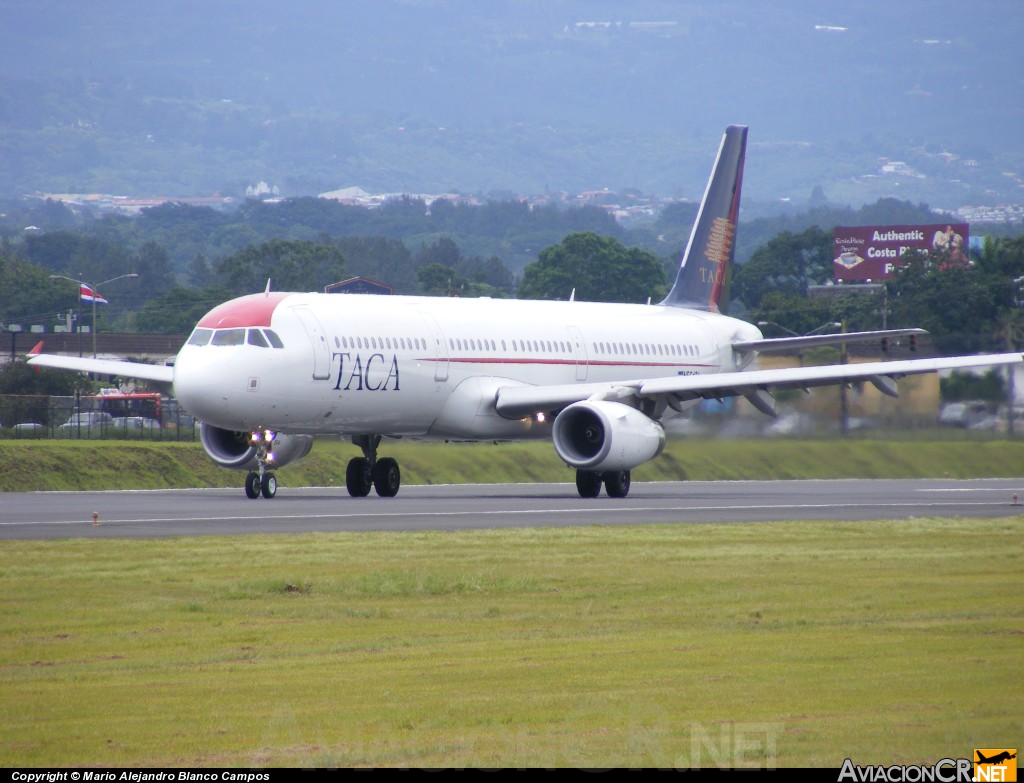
top-left (245, 472), bottom-right (261, 499)
top-left (373, 457), bottom-right (401, 497)
top-left (575, 470), bottom-right (603, 498)
top-left (261, 472), bottom-right (277, 499)
top-left (604, 469), bottom-right (631, 498)
top-left (346, 457), bottom-right (373, 497)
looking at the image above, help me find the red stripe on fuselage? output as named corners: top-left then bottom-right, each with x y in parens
top-left (421, 357), bottom-right (712, 369)
top-left (197, 293), bottom-right (291, 328)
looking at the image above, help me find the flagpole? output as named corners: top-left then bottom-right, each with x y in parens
top-left (48, 273), bottom-right (139, 358)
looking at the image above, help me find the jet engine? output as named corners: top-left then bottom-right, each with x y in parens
top-left (199, 423), bottom-right (314, 471)
top-left (552, 400), bottom-right (666, 472)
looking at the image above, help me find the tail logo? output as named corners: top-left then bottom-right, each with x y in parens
top-left (704, 216), bottom-right (736, 267)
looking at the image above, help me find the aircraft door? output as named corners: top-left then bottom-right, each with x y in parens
top-left (419, 312), bottom-right (449, 382)
top-left (292, 306), bottom-right (331, 380)
top-left (568, 325), bottom-right (588, 381)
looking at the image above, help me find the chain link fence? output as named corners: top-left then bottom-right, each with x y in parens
top-left (0, 394), bottom-right (198, 441)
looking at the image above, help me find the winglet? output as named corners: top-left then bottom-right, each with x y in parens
top-left (28, 340), bottom-right (44, 356)
top-left (661, 125), bottom-right (748, 313)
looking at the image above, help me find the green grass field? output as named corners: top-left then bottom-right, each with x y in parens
top-left (1, 518), bottom-right (1021, 768)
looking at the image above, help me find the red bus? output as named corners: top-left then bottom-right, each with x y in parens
top-left (88, 388), bottom-right (162, 422)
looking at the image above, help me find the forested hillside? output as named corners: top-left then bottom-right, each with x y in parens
top-left (1, 1), bottom-right (1021, 206)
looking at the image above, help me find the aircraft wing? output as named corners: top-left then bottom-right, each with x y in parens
top-left (495, 353), bottom-right (1023, 420)
top-left (27, 353), bottom-right (175, 384)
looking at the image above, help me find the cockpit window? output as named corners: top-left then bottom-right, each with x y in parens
top-left (187, 328), bottom-right (213, 346)
top-left (247, 329), bottom-right (269, 348)
top-left (264, 330), bottom-right (284, 349)
top-left (211, 328), bottom-right (246, 346)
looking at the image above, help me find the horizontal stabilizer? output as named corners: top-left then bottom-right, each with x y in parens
top-left (733, 328), bottom-right (927, 354)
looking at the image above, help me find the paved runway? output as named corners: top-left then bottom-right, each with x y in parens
top-left (2, 478), bottom-right (1023, 539)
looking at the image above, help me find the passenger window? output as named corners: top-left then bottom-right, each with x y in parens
top-left (211, 328), bottom-right (246, 346)
top-left (264, 330), bottom-right (284, 349)
top-left (247, 329), bottom-right (269, 348)
top-left (187, 328), bottom-right (213, 346)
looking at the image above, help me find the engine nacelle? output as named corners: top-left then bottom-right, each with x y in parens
top-left (552, 400), bottom-right (666, 472)
top-left (199, 423), bottom-right (314, 471)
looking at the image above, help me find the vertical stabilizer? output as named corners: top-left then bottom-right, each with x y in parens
top-left (660, 125), bottom-right (747, 312)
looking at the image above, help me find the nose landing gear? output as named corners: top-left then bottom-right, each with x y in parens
top-left (244, 428), bottom-right (278, 499)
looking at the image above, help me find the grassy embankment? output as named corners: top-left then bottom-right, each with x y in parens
top-left (3, 436), bottom-right (1024, 491)
top-left (0, 518), bottom-right (1020, 767)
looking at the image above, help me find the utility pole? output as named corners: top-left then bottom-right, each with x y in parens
top-left (839, 318), bottom-right (849, 436)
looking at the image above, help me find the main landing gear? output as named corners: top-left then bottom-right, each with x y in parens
top-left (345, 434), bottom-right (401, 498)
top-left (575, 469), bottom-right (631, 498)
top-left (244, 429), bottom-right (278, 500)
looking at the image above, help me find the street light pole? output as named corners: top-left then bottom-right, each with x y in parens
top-left (49, 273), bottom-right (139, 358)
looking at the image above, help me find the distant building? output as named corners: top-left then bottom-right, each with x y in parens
top-left (246, 181), bottom-right (280, 198)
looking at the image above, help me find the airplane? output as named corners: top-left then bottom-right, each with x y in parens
top-left (976, 751), bottom-right (1016, 765)
top-left (28, 125), bottom-right (1024, 500)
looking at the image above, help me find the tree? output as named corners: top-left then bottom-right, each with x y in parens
top-left (414, 237), bottom-right (461, 269)
top-left (0, 254), bottom-right (68, 326)
top-left (133, 285), bottom-right (232, 334)
top-left (730, 226), bottom-right (833, 310)
top-left (214, 239), bottom-right (346, 296)
top-left (518, 232), bottom-right (665, 303)
top-left (887, 252), bottom-right (1010, 355)
top-left (0, 361), bottom-right (79, 425)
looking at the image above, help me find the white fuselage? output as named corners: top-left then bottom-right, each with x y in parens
top-left (172, 293), bottom-right (762, 439)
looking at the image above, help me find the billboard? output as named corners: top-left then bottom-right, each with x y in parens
top-left (833, 223), bottom-right (969, 281)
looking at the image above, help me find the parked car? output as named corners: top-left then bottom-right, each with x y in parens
top-left (12, 422), bottom-right (46, 437)
top-left (938, 401), bottom-right (992, 427)
top-left (120, 416), bottom-right (161, 432)
top-left (57, 411), bottom-right (115, 437)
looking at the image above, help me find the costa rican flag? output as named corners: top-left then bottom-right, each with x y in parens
top-left (80, 284), bottom-right (109, 304)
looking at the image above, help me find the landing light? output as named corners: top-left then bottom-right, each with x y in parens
top-left (264, 429), bottom-right (275, 442)
top-left (536, 412), bottom-right (546, 423)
